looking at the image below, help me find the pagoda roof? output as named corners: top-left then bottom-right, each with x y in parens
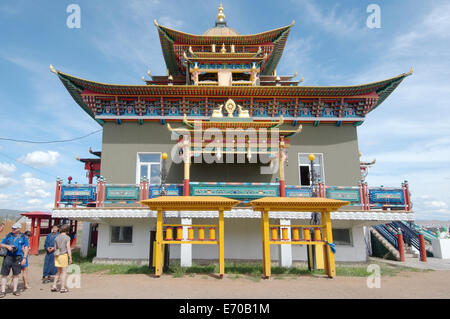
top-left (155, 21), bottom-right (293, 76)
top-left (52, 66), bottom-right (412, 123)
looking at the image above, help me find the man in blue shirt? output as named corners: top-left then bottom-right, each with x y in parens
top-left (0, 223), bottom-right (29, 297)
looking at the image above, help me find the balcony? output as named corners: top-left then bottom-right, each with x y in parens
top-left (54, 179), bottom-right (412, 212)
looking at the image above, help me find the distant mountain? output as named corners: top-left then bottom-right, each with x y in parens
top-left (0, 209), bottom-right (25, 220)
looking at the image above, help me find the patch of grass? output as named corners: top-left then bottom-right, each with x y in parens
top-left (68, 249), bottom-right (430, 278)
top-left (225, 262), bottom-right (263, 275)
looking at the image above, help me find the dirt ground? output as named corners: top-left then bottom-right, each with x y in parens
top-left (2, 254), bottom-right (450, 299)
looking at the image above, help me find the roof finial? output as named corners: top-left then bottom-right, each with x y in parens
top-left (215, 3), bottom-right (227, 27)
top-left (217, 4), bottom-right (225, 22)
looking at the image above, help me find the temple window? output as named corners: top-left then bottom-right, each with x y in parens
top-left (232, 72), bottom-right (251, 82)
top-left (136, 153), bottom-right (161, 184)
top-left (110, 226), bottom-right (133, 244)
top-left (332, 228), bottom-right (353, 246)
top-left (198, 72), bottom-right (218, 83)
top-left (298, 153), bottom-right (325, 186)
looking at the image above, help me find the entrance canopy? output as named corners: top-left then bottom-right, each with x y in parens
top-left (141, 196), bottom-right (240, 211)
top-left (249, 197), bottom-right (350, 212)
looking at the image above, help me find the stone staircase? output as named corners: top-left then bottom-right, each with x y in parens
top-left (370, 226), bottom-right (400, 260)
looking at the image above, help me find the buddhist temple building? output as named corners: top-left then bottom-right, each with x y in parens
top-left (51, 5), bottom-right (413, 266)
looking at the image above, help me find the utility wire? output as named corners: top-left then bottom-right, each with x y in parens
top-left (0, 129), bottom-right (102, 144)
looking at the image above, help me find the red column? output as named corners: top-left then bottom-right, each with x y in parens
top-left (279, 180), bottom-right (285, 197)
top-left (54, 178), bottom-right (62, 208)
top-left (396, 231), bottom-right (405, 262)
top-left (71, 220), bottom-right (78, 248)
top-left (359, 182), bottom-right (365, 210)
top-left (184, 179), bottom-right (190, 196)
top-left (31, 218), bottom-right (41, 255)
top-left (419, 234), bottom-right (427, 262)
top-left (30, 217), bottom-right (36, 255)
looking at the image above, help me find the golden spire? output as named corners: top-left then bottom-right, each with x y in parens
top-left (217, 4), bottom-right (225, 22)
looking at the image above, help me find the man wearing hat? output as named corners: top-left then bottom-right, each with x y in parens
top-left (0, 222), bottom-right (29, 297)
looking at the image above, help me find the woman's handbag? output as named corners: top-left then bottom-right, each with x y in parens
top-left (0, 247), bottom-right (7, 257)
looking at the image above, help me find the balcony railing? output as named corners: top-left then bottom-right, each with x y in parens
top-left (54, 179), bottom-right (412, 211)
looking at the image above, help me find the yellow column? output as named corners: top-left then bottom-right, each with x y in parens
top-left (218, 209), bottom-right (225, 278)
top-left (155, 209), bottom-right (163, 277)
top-left (314, 228), bottom-right (324, 270)
top-left (321, 210), bottom-right (336, 278)
top-left (261, 209), bottom-right (271, 278)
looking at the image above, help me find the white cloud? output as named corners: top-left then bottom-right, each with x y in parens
top-left (26, 198), bottom-right (42, 206)
top-left (0, 162), bottom-right (16, 177)
top-left (0, 176), bottom-right (16, 188)
top-left (0, 193), bottom-right (10, 200)
top-left (159, 16), bottom-right (184, 29)
top-left (21, 151), bottom-right (60, 168)
top-left (292, 0), bottom-right (364, 38)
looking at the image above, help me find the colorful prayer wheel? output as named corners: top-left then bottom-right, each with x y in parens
top-left (292, 228), bottom-right (300, 241)
top-left (198, 227), bottom-right (205, 241)
top-left (281, 227), bottom-right (289, 241)
top-left (303, 228), bottom-right (311, 241)
top-left (313, 228), bottom-right (321, 241)
top-left (165, 226), bottom-right (173, 241)
top-left (271, 227), bottom-right (278, 241)
top-left (209, 227), bottom-right (216, 241)
top-left (188, 227), bottom-right (194, 241)
top-left (176, 227), bottom-right (183, 241)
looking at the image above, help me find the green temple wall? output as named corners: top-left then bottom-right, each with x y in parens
top-left (100, 122), bottom-right (361, 186)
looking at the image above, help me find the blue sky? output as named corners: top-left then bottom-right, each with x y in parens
top-left (0, 0), bottom-right (449, 220)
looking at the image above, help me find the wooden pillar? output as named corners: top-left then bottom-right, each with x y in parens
top-left (154, 210), bottom-right (164, 277)
top-left (33, 218), bottom-right (41, 255)
top-left (30, 217), bottom-right (37, 255)
top-left (397, 231), bottom-right (405, 262)
top-left (71, 220), bottom-right (78, 248)
top-left (54, 178), bottom-right (61, 208)
top-left (183, 137), bottom-right (191, 196)
top-left (261, 209), bottom-right (271, 279)
top-left (419, 234), bottom-right (427, 262)
top-left (321, 210), bottom-right (336, 278)
top-left (218, 209), bottom-right (225, 278)
top-left (279, 137), bottom-right (286, 197)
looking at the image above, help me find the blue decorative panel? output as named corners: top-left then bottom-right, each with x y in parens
top-left (105, 186), bottom-right (139, 200)
top-left (326, 187), bottom-right (361, 206)
top-left (61, 186), bottom-right (96, 202)
top-left (369, 188), bottom-right (404, 208)
top-left (149, 185), bottom-right (183, 198)
top-left (285, 186), bottom-right (312, 198)
top-left (190, 182), bottom-right (279, 200)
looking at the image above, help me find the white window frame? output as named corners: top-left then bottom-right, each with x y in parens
top-left (109, 226), bottom-right (134, 245)
top-left (136, 152), bottom-right (162, 184)
top-left (298, 153), bottom-right (326, 186)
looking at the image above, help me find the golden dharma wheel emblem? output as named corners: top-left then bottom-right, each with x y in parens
top-left (225, 99), bottom-right (236, 117)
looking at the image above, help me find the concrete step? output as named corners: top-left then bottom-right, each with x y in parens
top-left (370, 227), bottom-right (400, 260)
